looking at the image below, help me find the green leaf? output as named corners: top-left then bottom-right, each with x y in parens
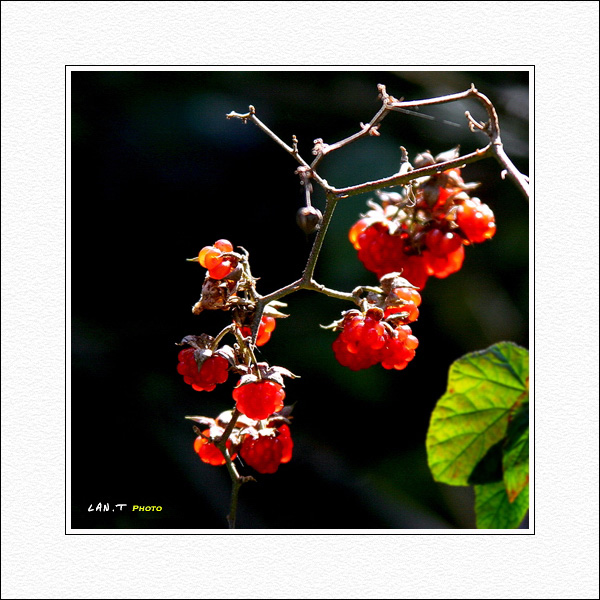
top-left (474, 481), bottom-right (529, 529)
top-left (426, 342), bottom-right (529, 486)
top-left (503, 401), bottom-right (529, 501)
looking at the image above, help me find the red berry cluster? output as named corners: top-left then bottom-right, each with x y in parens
top-left (191, 411), bottom-right (293, 474)
top-left (240, 424), bottom-right (293, 474)
top-left (181, 236), bottom-right (296, 476)
top-left (349, 152), bottom-right (496, 290)
top-left (177, 348), bottom-right (229, 392)
top-left (177, 337), bottom-right (292, 420)
top-left (198, 239), bottom-right (238, 280)
top-left (331, 279), bottom-right (421, 371)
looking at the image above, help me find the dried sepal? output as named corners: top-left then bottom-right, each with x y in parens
top-left (192, 278), bottom-right (238, 314)
top-left (435, 145), bottom-right (461, 163)
top-left (263, 300), bottom-right (289, 319)
top-left (237, 373), bottom-right (259, 388)
top-left (384, 311), bottom-right (411, 326)
top-left (266, 413), bottom-right (293, 428)
top-left (414, 151), bottom-right (435, 168)
top-left (193, 348), bottom-right (213, 371)
top-left (379, 273), bottom-right (419, 294)
top-left (215, 410), bottom-right (255, 429)
top-left (232, 362), bottom-right (251, 376)
top-left (321, 308), bottom-right (361, 331)
top-left (214, 344), bottom-right (237, 367)
top-left (177, 334), bottom-right (214, 349)
top-left (261, 364), bottom-right (299, 386)
top-left (186, 415), bottom-right (216, 428)
top-left (234, 363), bottom-right (299, 389)
top-left (376, 190), bottom-right (402, 203)
top-left (363, 305), bottom-right (384, 321)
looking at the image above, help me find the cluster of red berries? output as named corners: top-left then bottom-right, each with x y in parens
top-left (181, 236), bottom-right (297, 475)
top-left (192, 412), bottom-right (293, 474)
top-left (239, 424), bottom-right (293, 474)
top-left (349, 152), bottom-right (496, 290)
top-left (177, 348), bottom-right (229, 392)
top-left (331, 279), bottom-right (421, 371)
top-left (176, 341), bottom-right (290, 418)
top-left (198, 239), bottom-right (238, 280)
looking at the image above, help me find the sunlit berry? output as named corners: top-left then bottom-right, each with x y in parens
top-left (177, 349), bottom-right (229, 392)
top-left (277, 425), bottom-right (293, 464)
top-left (198, 239), bottom-right (237, 280)
top-left (232, 380), bottom-right (286, 420)
top-left (456, 198), bottom-right (496, 243)
top-left (240, 434), bottom-right (284, 474)
top-left (240, 315), bottom-right (277, 346)
top-left (194, 429), bottom-right (237, 466)
top-left (425, 228), bottom-right (463, 257)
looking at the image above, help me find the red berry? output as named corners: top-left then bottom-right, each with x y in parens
top-left (333, 309), bottom-right (419, 371)
top-left (423, 244), bottom-right (465, 278)
top-left (213, 239), bottom-right (233, 253)
top-left (456, 198), bottom-right (496, 243)
top-left (232, 380), bottom-right (286, 420)
top-left (352, 221), bottom-right (430, 287)
top-left (397, 254), bottom-right (429, 290)
top-left (277, 424), bottom-right (293, 464)
top-left (208, 259), bottom-right (234, 280)
top-left (194, 430), bottom-right (236, 466)
top-left (349, 218), bottom-right (371, 250)
top-left (380, 326), bottom-right (419, 370)
top-left (240, 315), bottom-right (277, 346)
top-left (197, 239), bottom-right (237, 280)
top-left (393, 285), bottom-right (422, 307)
top-left (198, 246), bottom-right (220, 269)
top-left (434, 186), bottom-right (453, 209)
top-left (240, 434), bottom-right (284, 474)
top-left (384, 302), bottom-right (419, 323)
top-left (177, 349), bottom-right (229, 392)
top-left (425, 228), bottom-right (463, 257)
top-left (333, 312), bottom-right (390, 371)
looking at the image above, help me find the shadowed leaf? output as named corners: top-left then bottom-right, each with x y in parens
top-left (503, 401), bottom-right (529, 501)
top-left (426, 342), bottom-right (529, 485)
top-left (475, 480), bottom-right (529, 529)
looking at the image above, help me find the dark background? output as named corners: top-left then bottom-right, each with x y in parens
top-left (71, 70), bottom-right (529, 529)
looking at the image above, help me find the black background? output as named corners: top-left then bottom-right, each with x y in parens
top-left (71, 70), bottom-right (529, 529)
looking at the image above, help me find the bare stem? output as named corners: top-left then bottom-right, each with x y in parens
top-left (331, 145), bottom-right (493, 198)
top-left (228, 83), bottom-right (529, 200)
top-left (252, 191), bottom-right (360, 315)
top-left (211, 323), bottom-right (235, 351)
top-left (311, 102), bottom-right (390, 170)
top-left (213, 407), bottom-right (255, 529)
top-left (227, 107), bottom-right (331, 191)
top-left (492, 144), bottom-right (530, 200)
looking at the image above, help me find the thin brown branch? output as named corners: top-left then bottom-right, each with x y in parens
top-left (388, 85), bottom-right (528, 199)
top-left (227, 107), bottom-right (332, 191)
top-left (493, 144), bottom-right (530, 199)
top-left (331, 145), bottom-right (493, 198)
top-left (213, 407), bottom-right (256, 529)
top-left (228, 83), bottom-right (528, 200)
top-left (310, 101), bottom-right (390, 170)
